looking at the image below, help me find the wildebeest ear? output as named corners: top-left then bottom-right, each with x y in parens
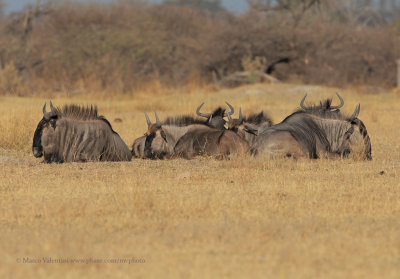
top-left (244, 124), bottom-right (258, 135)
top-left (160, 130), bottom-right (167, 142)
top-left (351, 104), bottom-right (360, 120)
top-left (43, 103), bottom-right (47, 115)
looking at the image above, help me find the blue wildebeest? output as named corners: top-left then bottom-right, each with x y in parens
top-left (251, 94), bottom-right (372, 160)
top-left (131, 102), bottom-right (234, 158)
top-left (143, 112), bottom-right (249, 159)
top-left (32, 102), bottom-right (132, 163)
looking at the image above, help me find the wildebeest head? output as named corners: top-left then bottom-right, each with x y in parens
top-left (340, 104), bottom-right (372, 160)
top-left (196, 102), bottom-right (234, 129)
top-left (226, 108), bottom-right (257, 135)
top-left (143, 112), bottom-right (168, 159)
top-left (32, 101), bottom-right (58, 158)
top-left (226, 106), bottom-right (273, 137)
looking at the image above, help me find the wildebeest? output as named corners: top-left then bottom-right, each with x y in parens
top-left (251, 94), bottom-right (372, 160)
top-left (131, 102), bottom-right (233, 158)
top-left (226, 107), bottom-right (273, 147)
top-left (131, 135), bottom-right (146, 158)
top-left (143, 112), bottom-right (249, 159)
top-left (32, 102), bottom-right (132, 163)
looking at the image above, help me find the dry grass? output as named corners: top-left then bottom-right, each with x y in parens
top-left (1, 83), bottom-right (400, 278)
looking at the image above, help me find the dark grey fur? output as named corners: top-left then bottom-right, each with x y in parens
top-left (252, 98), bottom-right (372, 160)
top-left (32, 103), bottom-right (132, 163)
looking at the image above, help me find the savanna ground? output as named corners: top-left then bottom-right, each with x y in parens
top-left (0, 83), bottom-right (399, 278)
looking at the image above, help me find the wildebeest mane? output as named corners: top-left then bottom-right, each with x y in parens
top-left (243, 111), bottom-right (273, 125)
top-left (162, 115), bottom-right (207, 127)
top-left (283, 98), bottom-right (350, 122)
top-left (162, 106), bottom-right (226, 127)
top-left (55, 104), bottom-right (117, 134)
top-left (211, 107), bottom-right (226, 117)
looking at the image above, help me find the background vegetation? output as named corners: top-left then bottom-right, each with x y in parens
top-left (0, 0), bottom-right (400, 96)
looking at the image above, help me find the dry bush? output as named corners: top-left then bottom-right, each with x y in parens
top-left (0, 62), bottom-right (24, 95)
top-left (0, 1), bottom-right (399, 96)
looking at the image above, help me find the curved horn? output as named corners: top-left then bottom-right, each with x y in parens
top-left (144, 112), bottom-right (151, 126)
top-left (42, 103), bottom-right (47, 115)
top-left (238, 108), bottom-right (243, 124)
top-left (224, 101), bottom-right (235, 117)
top-left (300, 94), bottom-right (308, 109)
top-left (227, 113), bottom-right (232, 121)
top-left (351, 104), bottom-right (360, 120)
top-left (154, 112), bottom-right (161, 126)
top-left (330, 93), bottom-right (344, 109)
top-left (49, 100), bottom-right (56, 113)
top-left (196, 102), bottom-right (211, 118)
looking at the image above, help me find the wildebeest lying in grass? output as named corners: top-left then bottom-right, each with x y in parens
top-left (32, 102), bottom-right (132, 163)
top-left (143, 112), bottom-right (249, 159)
top-left (131, 102), bottom-right (234, 158)
top-left (251, 94), bottom-right (372, 160)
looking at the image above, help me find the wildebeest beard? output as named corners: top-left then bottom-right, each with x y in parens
top-left (32, 118), bottom-right (46, 157)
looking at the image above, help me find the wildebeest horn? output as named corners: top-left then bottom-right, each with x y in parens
top-left (351, 104), bottom-right (360, 120)
top-left (300, 94), bottom-right (308, 109)
top-left (144, 112), bottom-right (151, 126)
top-left (224, 101), bottom-right (234, 117)
top-left (196, 102), bottom-right (211, 118)
top-left (227, 113), bottom-right (232, 121)
top-left (238, 108), bottom-right (243, 124)
top-left (155, 112), bottom-right (161, 126)
top-left (49, 100), bottom-right (56, 114)
top-left (330, 93), bottom-right (344, 109)
top-left (42, 103), bottom-right (47, 115)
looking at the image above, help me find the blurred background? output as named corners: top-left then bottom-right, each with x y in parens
top-left (0, 0), bottom-right (399, 96)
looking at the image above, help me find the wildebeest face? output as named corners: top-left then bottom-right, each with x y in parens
top-left (346, 119), bottom-right (372, 160)
top-left (32, 102), bottom-right (58, 158)
top-left (143, 113), bottom-right (168, 159)
top-left (226, 107), bottom-right (243, 131)
top-left (339, 105), bottom-right (372, 160)
top-left (226, 107), bottom-right (258, 136)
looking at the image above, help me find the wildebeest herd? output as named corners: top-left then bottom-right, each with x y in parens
top-left (32, 94), bottom-right (372, 163)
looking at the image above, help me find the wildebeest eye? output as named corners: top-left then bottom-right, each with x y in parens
top-left (344, 126), bottom-right (354, 140)
top-left (49, 119), bottom-right (57, 128)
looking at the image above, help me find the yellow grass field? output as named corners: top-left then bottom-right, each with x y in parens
top-left (1, 83), bottom-right (399, 278)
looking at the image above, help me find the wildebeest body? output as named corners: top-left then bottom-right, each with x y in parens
top-left (33, 103), bottom-right (132, 163)
top-left (131, 135), bottom-right (146, 158)
top-left (173, 128), bottom-right (249, 159)
top-left (252, 97), bottom-right (372, 160)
